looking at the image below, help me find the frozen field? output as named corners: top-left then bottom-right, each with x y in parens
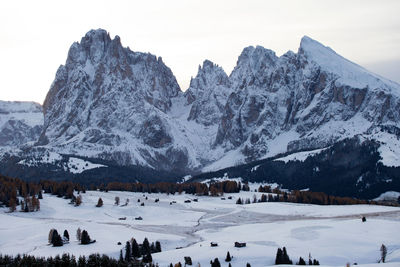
top-left (0, 189), bottom-right (399, 267)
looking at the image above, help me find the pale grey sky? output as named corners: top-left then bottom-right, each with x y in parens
top-left (0, 0), bottom-right (399, 104)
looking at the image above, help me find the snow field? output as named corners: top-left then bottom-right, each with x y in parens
top-left (0, 190), bottom-right (399, 267)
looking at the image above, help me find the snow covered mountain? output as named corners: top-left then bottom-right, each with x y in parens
top-left (5, 29), bottom-right (400, 180)
top-left (0, 101), bottom-right (43, 147)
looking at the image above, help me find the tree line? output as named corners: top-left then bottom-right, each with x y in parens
top-left (0, 253), bottom-right (156, 267)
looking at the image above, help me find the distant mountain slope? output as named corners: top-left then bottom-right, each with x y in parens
top-left (0, 101), bottom-right (43, 147)
top-left (188, 136), bottom-right (400, 199)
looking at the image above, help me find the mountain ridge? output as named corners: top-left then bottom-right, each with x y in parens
top-left (0, 29), bottom-right (399, 187)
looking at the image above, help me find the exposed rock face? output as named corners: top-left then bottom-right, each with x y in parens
top-left (0, 101), bottom-right (43, 146)
top-left (212, 37), bottom-right (400, 163)
top-left (8, 30), bottom-right (400, 174)
top-left (38, 29), bottom-right (188, 170)
top-left (185, 60), bottom-right (232, 126)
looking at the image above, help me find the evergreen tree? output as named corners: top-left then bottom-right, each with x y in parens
top-left (381, 244), bottom-right (387, 263)
top-left (51, 229), bottom-right (59, 245)
top-left (155, 241), bottom-right (162, 253)
top-left (115, 196), bottom-right (120, 205)
top-left (81, 230), bottom-right (91, 245)
top-left (96, 198), bottom-right (103, 207)
top-left (142, 237), bottom-right (150, 255)
top-left (142, 252), bottom-right (152, 263)
top-left (125, 241), bottom-right (131, 261)
top-left (52, 233), bottom-right (63, 247)
top-left (225, 251), bottom-right (232, 262)
top-left (48, 229), bottom-right (55, 244)
top-left (246, 263), bottom-right (251, 267)
top-left (211, 258), bottom-right (221, 267)
top-left (38, 190), bottom-right (43, 199)
top-left (132, 239), bottom-right (140, 258)
top-left (298, 257), bottom-right (306, 265)
top-left (282, 247), bottom-right (292, 264)
top-left (275, 248), bottom-right (283, 264)
top-left (78, 255), bottom-right (87, 267)
top-left (236, 198), bottom-right (242, 205)
top-left (313, 259), bottom-right (320, 265)
top-left (63, 230), bottom-right (70, 241)
top-left (76, 228), bottom-right (82, 241)
top-left (119, 250), bottom-right (123, 263)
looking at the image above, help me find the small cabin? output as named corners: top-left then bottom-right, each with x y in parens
top-left (118, 217), bottom-right (127, 220)
top-left (184, 200), bottom-right (191, 203)
top-left (135, 216), bottom-right (143, 220)
top-left (210, 242), bottom-right (218, 247)
top-left (234, 242), bottom-right (246, 248)
top-left (228, 196), bottom-right (233, 199)
top-left (193, 199), bottom-right (198, 202)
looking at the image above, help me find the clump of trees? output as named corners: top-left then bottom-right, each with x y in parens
top-left (275, 247), bottom-right (292, 265)
top-left (0, 175), bottom-right (41, 212)
top-left (48, 229), bottom-right (70, 247)
top-left (210, 258), bottom-right (221, 267)
top-left (119, 237), bottom-right (162, 263)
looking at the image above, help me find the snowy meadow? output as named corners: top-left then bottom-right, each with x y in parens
top-left (0, 189), bottom-right (399, 267)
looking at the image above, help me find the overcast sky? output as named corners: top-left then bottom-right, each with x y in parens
top-left (0, 0), bottom-right (399, 104)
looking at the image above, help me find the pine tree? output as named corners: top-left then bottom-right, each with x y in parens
top-left (142, 237), bottom-right (150, 255)
top-left (51, 229), bottom-right (59, 245)
top-left (119, 250), bottom-right (123, 263)
top-left (48, 229), bottom-right (55, 244)
top-left (132, 239), bottom-right (140, 258)
top-left (63, 230), bottom-right (69, 241)
top-left (380, 244), bottom-right (387, 263)
top-left (225, 251), bottom-right (231, 262)
top-left (155, 241), bottom-right (161, 253)
top-left (52, 233), bottom-right (63, 247)
top-left (236, 198), bottom-right (242, 205)
top-left (275, 248), bottom-right (283, 264)
top-left (38, 190), bottom-right (43, 199)
top-left (76, 228), bottom-right (82, 241)
top-left (142, 252), bottom-right (152, 263)
top-left (78, 256), bottom-right (86, 267)
top-left (246, 263), bottom-right (251, 267)
top-left (96, 198), bottom-right (103, 207)
top-left (125, 241), bottom-right (131, 261)
top-left (298, 257), bottom-right (306, 265)
top-left (211, 258), bottom-right (221, 267)
top-left (115, 196), bottom-right (120, 205)
top-left (81, 230), bottom-right (91, 245)
top-left (9, 198), bottom-right (16, 212)
top-left (282, 247), bottom-right (292, 264)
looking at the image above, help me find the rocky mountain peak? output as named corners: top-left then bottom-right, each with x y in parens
top-left (230, 45), bottom-right (278, 90)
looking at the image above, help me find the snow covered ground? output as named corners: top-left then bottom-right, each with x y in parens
top-left (0, 190), bottom-right (399, 267)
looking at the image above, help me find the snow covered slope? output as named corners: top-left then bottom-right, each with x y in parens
top-left (0, 101), bottom-right (43, 146)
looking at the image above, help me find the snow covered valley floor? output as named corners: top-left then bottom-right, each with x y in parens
top-left (1, 190), bottom-right (400, 267)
